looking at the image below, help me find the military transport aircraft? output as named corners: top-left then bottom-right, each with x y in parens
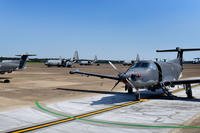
top-left (73, 50), bottom-right (99, 66)
top-left (44, 51), bottom-right (80, 67)
top-left (79, 55), bottom-right (98, 66)
top-left (70, 47), bottom-right (200, 100)
top-left (44, 58), bottom-right (73, 67)
top-left (0, 54), bottom-right (35, 83)
top-left (122, 54), bottom-right (140, 66)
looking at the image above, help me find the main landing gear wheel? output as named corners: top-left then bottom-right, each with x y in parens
top-left (4, 79), bottom-right (10, 83)
top-left (185, 84), bottom-right (193, 98)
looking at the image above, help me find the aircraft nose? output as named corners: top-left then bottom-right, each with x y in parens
top-left (130, 73), bottom-right (141, 81)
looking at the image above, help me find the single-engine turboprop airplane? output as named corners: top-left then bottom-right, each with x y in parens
top-left (70, 47), bottom-right (200, 100)
top-left (0, 54), bottom-right (35, 83)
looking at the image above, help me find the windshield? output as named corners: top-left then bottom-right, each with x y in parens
top-left (131, 62), bottom-right (149, 68)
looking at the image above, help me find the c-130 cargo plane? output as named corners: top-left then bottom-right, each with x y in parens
top-left (0, 54), bottom-right (35, 83)
top-left (70, 47), bottom-right (200, 100)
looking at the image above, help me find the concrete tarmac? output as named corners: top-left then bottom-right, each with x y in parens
top-left (1, 85), bottom-right (200, 133)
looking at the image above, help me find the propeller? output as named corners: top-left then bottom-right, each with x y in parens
top-left (108, 61), bottom-right (121, 73)
top-left (111, 80), bottom-right (120, 91)
top-left (109, 61), bottom-right (135, 91)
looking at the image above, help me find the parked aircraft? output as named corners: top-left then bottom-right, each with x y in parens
top-left (44, 58), bottom-right (72, 67)
top-left (122, 60), bottom-right (133, 66)
top-left (70, 47), bottom-right (200, 100)
top-left (122, 54), bottom-right (140, 66)
top-left (79, 55), bottom-right (98, 65)
top-left (193, 58), bottom-right (200, 64)
top-left (44, 51), bottom-right (79, 67)
top-left (0, 54), bottom-right (35, 83)
top-left (73, 50), bottom-right (99, 66)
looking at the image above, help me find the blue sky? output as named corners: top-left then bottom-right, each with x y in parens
top-left (0, 0), bottom-right (200, 60)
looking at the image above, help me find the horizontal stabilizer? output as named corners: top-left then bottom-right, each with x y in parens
top-left (156, 47), bottom-right (200, 66)
top-left (156, 47), bottom-right (200, 52)
top-left (16, 54), bottom-right (36, 56)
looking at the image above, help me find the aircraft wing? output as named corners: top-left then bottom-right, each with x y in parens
top-left (69, 70), bottom-right (120, 80)
top-left (162, 79), bottom-right (200, 86)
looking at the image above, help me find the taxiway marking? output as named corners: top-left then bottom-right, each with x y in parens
top-left (9, 84), bottom-right (200, 133)
top-left (9, 99), bottom-right (147, 133)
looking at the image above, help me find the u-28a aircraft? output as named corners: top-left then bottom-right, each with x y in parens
top-left (70, 47), bottom-right (200, 100)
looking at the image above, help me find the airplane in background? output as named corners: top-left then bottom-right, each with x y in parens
top-left (0, 54), bottom-right (35, 83)
top-left (122, 60), bottom-right (133, 66)
top-left (73, 50), bottom-right (99, 66)
top-left (70, 47), bottom-right (200, 100)
top-left (193, 57), bottom-right (200, 64)
top-left (44, 50), bottom-right (99, 67)
top-left (44, 58), bottom-right (73, 67)
top-left (44, 51), bottom-right (80, 67)
top-left (79, 55), bottom-right (98, 66)
top-left (122, 54), bottom-right (140, 66)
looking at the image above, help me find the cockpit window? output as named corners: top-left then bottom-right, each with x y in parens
top-left (131, 62), bottom-right (149, 68)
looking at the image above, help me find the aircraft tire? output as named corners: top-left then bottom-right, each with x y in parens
top-left (128, 88), bottom-right (133, 94)
top-left (135, 93), bottom-right (140, 100)
top-left (4, 79), bottom-right (10, 83)
top-left (185, 84), bottom-right (193, 98)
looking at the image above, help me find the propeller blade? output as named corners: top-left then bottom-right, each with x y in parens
top-left (109, 61), bottom-right (121, 73)
top-left (126, 78), bottom-right (135, 88)
top-left (124, 65), bottom-right (133, 74)
top-left (111, 80), bottom-right (120, 91)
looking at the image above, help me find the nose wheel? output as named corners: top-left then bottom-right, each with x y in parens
top-left (125, 85), bottom-right (133, 93)
top-left (135, 89), bottom-right (140, 100)
top-left (125, 85), bottom-right (140, 100)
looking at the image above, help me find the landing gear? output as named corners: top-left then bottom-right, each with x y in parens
top-left (184, 84), bottom-right (193, 98)
top-left (125, 85), bottom-right (140, 100)
top-left (125, 85), bottom-right (133, 94)
top-left (161, 85), bottom-right (174, 99)
top-left (3, 79), bottom-right (10, 83)
top-left (128, 88), bottom-right (133, 94)
top-left (135, 89), bottom-right (140, 100)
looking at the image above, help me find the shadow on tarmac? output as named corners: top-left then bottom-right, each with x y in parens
top-left (56, 88), bottom-right (200, 105)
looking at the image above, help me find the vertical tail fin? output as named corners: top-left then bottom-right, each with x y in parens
top-left (73, 50), bottom-right (79, 61)
top-left (16, 54), bottom-right (36, 69)
top-left (156, 47), bottom-right (200, 66)
top-left (136, 54), bottom-right (140, 62)
top-left (94, 55), bottom-right (98, 62)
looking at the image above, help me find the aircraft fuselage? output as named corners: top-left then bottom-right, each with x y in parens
top-left (126, 60), bottom-right (182, 89)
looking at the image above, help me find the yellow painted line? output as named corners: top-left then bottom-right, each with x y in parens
top-left (10, 85), bottom-right (200, 133)
top-left (11, 118), bottom-right (76, 133)
top-left (9, 99), bottom-right (147, 133)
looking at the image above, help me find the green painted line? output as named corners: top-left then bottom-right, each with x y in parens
top-left (35, 101), bottom-right (71, 118)
top-left (35, 101), bottom-right (200, 129)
